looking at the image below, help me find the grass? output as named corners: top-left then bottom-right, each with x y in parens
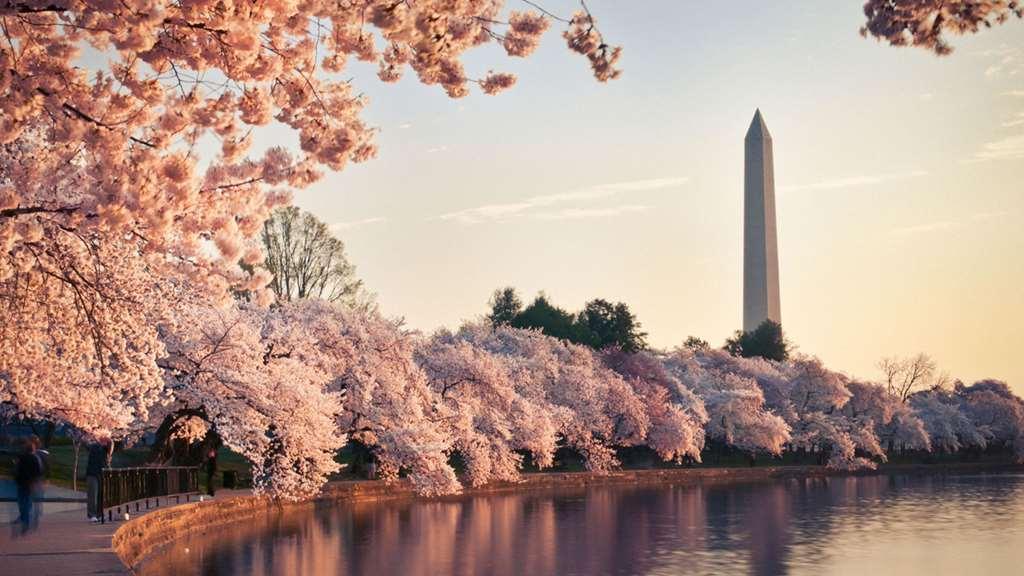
top-left (4, 438), bottom-right (1017, 493)
top-left (1, 438), bottom-right (252, 493)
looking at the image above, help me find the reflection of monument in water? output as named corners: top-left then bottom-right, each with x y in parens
top-left (743, 109), bottom-right (782, 332)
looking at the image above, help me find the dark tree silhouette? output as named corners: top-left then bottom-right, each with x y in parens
top-left (487, 287), bottom-right (523, 327)
top-left (724, 320), bottom-right (790, 362)
top-left (489, 290), bottom-right (647, 352)
top-left (511, 294), bottom-right (580, 342)
top-left (683, 336), bottom-right (710, 352)
top-left (574, 299), bottom-right (648, 352)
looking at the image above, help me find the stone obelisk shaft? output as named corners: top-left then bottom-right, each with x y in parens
top-left (743, 109), bottom-right (781, 332)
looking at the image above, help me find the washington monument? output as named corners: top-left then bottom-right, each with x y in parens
top-left (743, 109), bottom-right (781, 332)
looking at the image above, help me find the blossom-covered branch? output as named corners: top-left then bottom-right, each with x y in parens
top-left (861, 0), bottom-right (1023, 55)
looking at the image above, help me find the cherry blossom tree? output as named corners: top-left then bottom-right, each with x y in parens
top-left (156, 299), bottom-right (467, 499)
top-left (0, 0), bottom-right (620, 443)
top-left (264, 300), bottom-right (459, 496)
top-left (909, 387), bottom-right (988, 453)
top-left (957, 379), bottom-right (1024, 461)
top-left (861, 0), bottom-right (1023, 55)
top-left (783, 358), bottom-right (895, 469)
top-left (0, 116), bottom-right (277, 439)
top-left (0, 130), bottom-right (196, 438)
top-left (843, 380), bottom-right (930, 457)
top-left (665, 350), bottom-right (790, 457)
top-left (0, 0), bottom-right (620, 258)
top-left (693, 351), bottom-right (880, 469)
top-left (416, 330), bottom-right (561, 487)
top-left (603, 349), bottom-right (707, 463)
top-left (692, 349), bottom-right (796, 424)
top-left (883, 402), bottom-right (932, 452)
top-left (157, 302), bottom-right (345, 501)
top-left (451, 322), bottom-right (649, 473)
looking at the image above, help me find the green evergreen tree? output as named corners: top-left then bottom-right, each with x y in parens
top-left (487, 287), bottom-right (523, 326)
top-left (724, 320), bottom-right (789, 362)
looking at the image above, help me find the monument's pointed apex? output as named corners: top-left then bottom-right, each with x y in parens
top-left (746, 109), bottom-right (771, 140)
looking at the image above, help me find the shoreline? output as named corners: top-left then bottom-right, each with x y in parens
top-left (114, 461), bottom-right (1022, 572)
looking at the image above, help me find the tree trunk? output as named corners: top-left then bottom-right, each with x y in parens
top-left (72, 437), bottom-right (81, 492)
top-left (106, 439), bottom-right (114, 467)
top-left (42, 421), bottom-right (55, 448)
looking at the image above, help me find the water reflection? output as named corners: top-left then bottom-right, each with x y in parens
top-left (141, 473), bottom-right (1024, 576)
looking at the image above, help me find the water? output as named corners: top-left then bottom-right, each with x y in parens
top-left (140, 472), bottom-right (1024, 576)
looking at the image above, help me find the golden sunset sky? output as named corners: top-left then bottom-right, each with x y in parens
top-left (272, 2), bottom-right (1023, 391)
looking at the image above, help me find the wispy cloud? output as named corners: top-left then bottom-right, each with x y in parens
top-left (397, 122), bottom-right (413, 129)
top-left (978, 46), bottom-right (1022, 78)
top-left (533, 205), bottom-right (649, 221)
top-left (1002, 112), bottom-right (1024, 128)
top-left (919, 92), bottom-right (935, 102)
top-left (893, 220), bottom-right (963, 236)
top-left (975, 47), bottom-right (1017, 58)
top-left (329, 217), bottom-right (388, 234)
top-left (594, 177), bottom-right (691, 192)
top-left (436, 176), bottom-right (688, 224)
top-left (438, 202), bottom-right (534, 224)
top-left (968, 133), bottom-right (1024, 162)
top-left (1002, 90), bottom-right (1024, 97)
top-left (779, 170), bottom-right (928, 193)
top-left (892, 211), bottom-right (1009, 236)
top-left (427, 145), bottom-right (449, 153)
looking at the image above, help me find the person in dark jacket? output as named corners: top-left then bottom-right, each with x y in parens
top-left (204, 447), bottom-right (218, 496)
top-left (86, 436), bottom-right (110, 522)
top-left (13, 436), bottom-right (43, 534)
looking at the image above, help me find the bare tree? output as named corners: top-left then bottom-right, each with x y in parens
top-left (261, 207), bottom-right (371, 307)
top-left (878, 353), bottom-right (943, 402)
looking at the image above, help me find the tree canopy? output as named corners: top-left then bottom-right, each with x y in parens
top-left (861, 0), bottom-right (1022, 55)
top-left (1, 0), bottom-right (1020, 502)
top-left (261, 206), bottom-right (369, 307)
top-left (724, 320), bottom-right (790, 362)
top-left (575, 299), bottom-right (648, 353)
top-left (512, 293), bottom-right (578, 338)
top-left (488, 288), bottom-right (647, 352)
top-left (0, 1), bottom-right (622, 500)
top-left (487, 287), bottom-right (523, 327)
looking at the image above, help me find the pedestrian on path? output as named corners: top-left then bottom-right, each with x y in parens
top-left (204, 447), bottom-right (218, 497)
top-left (86, 436), bottom-right (110, 522)
top-left (13, 436), bottom-right (44, 535)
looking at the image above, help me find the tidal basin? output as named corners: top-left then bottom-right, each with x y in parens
top-left (139, 472), bottom-right (1024, 576)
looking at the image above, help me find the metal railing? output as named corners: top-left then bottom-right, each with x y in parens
top-left (100, 466), bottom-right (200, 523)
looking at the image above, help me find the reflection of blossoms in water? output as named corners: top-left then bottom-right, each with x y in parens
top-left (139, 474), bottom-right (1024, 576)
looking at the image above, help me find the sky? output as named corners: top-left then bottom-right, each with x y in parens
top-left (259, 2), bottom-right (1023, 392)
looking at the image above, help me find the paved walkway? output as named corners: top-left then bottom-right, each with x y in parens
top-left (0, 508), bottom-right (126, 575)
top-left (0, 479), bottom-right (87, 522)
top-left (0, 480), bottom-right (245, 575)
top-left (0, 480), bottom-right (124, 575)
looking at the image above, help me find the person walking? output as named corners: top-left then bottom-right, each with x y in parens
top-left (86, 436), bottom-right (110, 522)
top-left (204, 447), bottom-right (218, 497)
top-left (13, 436), bottom-right (43, 535)
top-left (31, 436), bottom-right (48, 526)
